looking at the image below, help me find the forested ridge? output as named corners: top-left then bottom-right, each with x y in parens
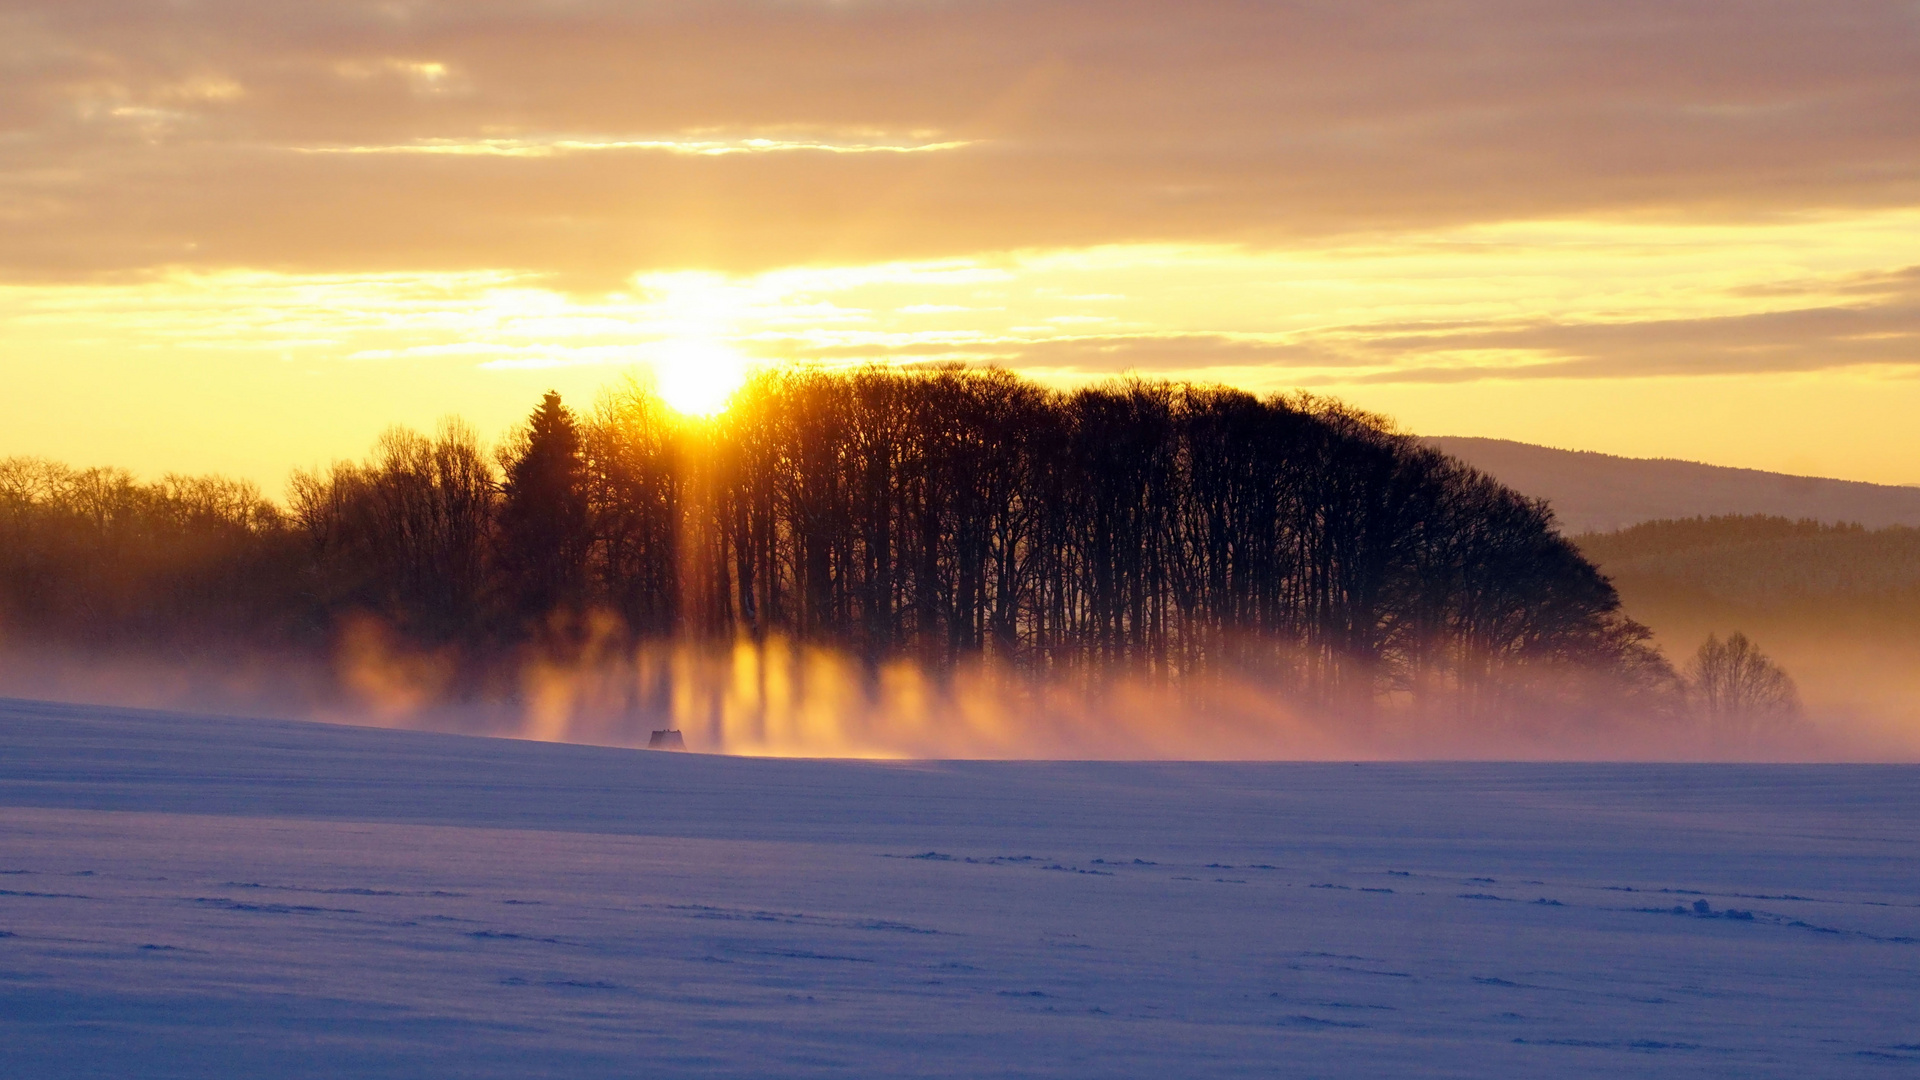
top-left (0, 368), bottom-right (1672, 725)
top-left (1577, 516), bottom-right (1920, 616)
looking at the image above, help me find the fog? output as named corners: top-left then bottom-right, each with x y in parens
top-left (5, 378), bottom-right (1914, 763)
top-left (5, 625), bottom-right (1914, 764)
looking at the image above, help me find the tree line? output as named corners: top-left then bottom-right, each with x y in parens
top-left (1, 367), bottom-right (1677, 721)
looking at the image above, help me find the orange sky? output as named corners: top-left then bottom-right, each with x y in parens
top-left (4, 1), bottom-right (1920, 489)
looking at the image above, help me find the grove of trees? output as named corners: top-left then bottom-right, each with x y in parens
top-left (1, 367), bottom-right (1679, 730)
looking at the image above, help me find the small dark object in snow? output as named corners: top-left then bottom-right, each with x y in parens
top-left (1693, 899), bottom-right (1712, 915)
top-left (1725, 909), bottom-right (1755, 920)
top-left (648, 729), bottom-right (686, 750)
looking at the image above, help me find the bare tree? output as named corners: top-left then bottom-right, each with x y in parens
top-left (287, 419), bottom-right (494, 642)
top-left (1688, 632), bottom-right (1802, 736)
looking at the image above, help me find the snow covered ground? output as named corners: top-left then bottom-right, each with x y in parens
top-left (2, 697), bottom-right (1917, 1077)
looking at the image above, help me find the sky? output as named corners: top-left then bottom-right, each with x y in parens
top-left (4, 0), bottom-right (1920, 490)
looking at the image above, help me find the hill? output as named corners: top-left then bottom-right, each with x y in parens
top-left (1576, 516), bottom-right (1920, 615)
top-left (1425, 437), bottom-right (1920, 533)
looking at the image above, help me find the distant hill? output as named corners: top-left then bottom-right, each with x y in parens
top-left (1575, 516), bottom-right (1920, 615)
top-left (1425, 437), bottom-right (1920, 533)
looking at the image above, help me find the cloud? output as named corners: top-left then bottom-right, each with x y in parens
top-left (3, 1), bottom-right (1920, 284)
top-left (289, 135), bottom-right (974, 158)
top-left (992, 333), bottom-right (1338, 372)
top-left (1319, 266), bottom-right (1920, 381)
top-left (1348, 299), bottom-right (1920, 382)
top-left (763, 285), bottom-right (1920, 382)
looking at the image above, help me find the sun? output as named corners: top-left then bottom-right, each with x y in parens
top-left (653, 340), bottom-right (749, 416)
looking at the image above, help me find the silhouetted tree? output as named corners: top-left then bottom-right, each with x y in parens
top-left (581, 381), bottom-right (681, 634)
top-left (289, 420), bottom-right (495, 642)
top-left (495, 392), bottom-right (591, 626)
top-left (1689, 632), bottom-right (1801, 736)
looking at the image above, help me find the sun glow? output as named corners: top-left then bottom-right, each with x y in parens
top-left (654, 340), bottom-right (750, 416)
top-left (12, 214), bottom-right (1920, 487)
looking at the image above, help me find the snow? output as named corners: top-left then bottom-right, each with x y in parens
top-left (1, 696), bottom-right (1917, 1077)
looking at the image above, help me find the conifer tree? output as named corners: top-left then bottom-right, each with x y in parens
top-left (495, 391), bottom-right (591, 624)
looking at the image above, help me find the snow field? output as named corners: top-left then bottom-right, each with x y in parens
top-left (1, 698), bottom-right (1917, 1077)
